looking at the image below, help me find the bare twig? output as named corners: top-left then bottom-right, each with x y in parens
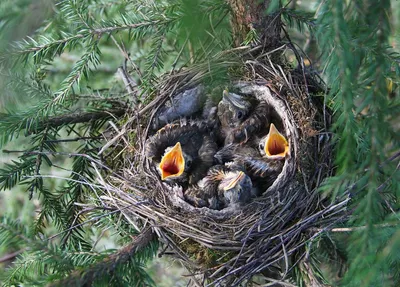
top-left (44, 136), bottom-right (102, 143)
top-left (310, 222), bottom-right (400, 233)
top-left (117, 64), bottom-right (138, 104)
top-left (0, 249), bottom-right (25, 263)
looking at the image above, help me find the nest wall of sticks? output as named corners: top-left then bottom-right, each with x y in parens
top-left (101, 49), bottom-right (348, 286)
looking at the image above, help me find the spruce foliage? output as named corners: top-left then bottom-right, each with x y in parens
top-left (316, 0), bottom-right (400, 286)
top-left (0, 0), bottom-right (399, 286)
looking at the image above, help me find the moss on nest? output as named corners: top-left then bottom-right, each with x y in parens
top-left (177, 237), bottom-right (234, 268)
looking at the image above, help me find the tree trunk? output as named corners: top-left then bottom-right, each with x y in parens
top-left (227, 0), bottom-right (281, 49)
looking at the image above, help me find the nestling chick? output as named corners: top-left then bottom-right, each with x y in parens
top-left (184, 165), bottom-right (253, 209)
top-left (223, 123), bottom-right (290, 195)
top-left (218, 170), bottom-right (253, 207)
top-left (158, 142), bottom-right (190, 180)
top-left (214, 143), bottom-right (259, 165)
top-left (217, 89), bottom-right (256, 144)
top-left (225, 101), bottom-right (271, 145)
top-left (145, 121), bottom-right (217, 185)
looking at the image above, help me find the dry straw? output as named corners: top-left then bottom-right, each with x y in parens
top-left (98, 45), bottom-right (349, 286)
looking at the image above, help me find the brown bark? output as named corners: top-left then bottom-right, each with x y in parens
top-left (227, 0), bottom-right (282, 49)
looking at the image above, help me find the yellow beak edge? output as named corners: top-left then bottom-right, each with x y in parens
top-left (159, 142), bottom-right (185, 180)
top-left (264, 123), bottom-right (289, 160)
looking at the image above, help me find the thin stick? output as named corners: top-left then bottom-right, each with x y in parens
top-left (0, 249), bottom-right (25, 263)
top-left (310, 222), bottom-right (399, 233)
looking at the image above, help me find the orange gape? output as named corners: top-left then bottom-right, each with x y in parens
top-left (264, 123), bottom-right (289, 159)
top-left (159, 142), bottom-right (185, 180)
top-left (161, 160), bottom-right (180, 175)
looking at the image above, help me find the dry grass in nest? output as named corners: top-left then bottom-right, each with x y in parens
top-left (96, 45), bottom-right (349, 286)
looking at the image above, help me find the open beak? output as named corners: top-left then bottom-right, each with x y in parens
top-left (223, 171), bottom-right (245, 191)
top-left (264, 123), bottom-right (289, 159)
top-left (159, 142), bottom-right (185, 180)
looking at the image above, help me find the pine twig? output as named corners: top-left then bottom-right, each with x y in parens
top-left (47, 228), bottom-right (155, 287)
top-left (45, 109), bottom-right (126, 129)
top-left (14, 21), bottom-right (163, 56)
top-left (12, 108), bottom-right (126, 134)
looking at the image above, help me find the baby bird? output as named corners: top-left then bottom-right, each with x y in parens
top-left (235, 123), bottom-right (289, 173)
top-left (219, 123), bottom-right (290, 195)
top-left (217, 89), bottom-right (256, 144)
top-left (225, 100), bottom-right (271, 145)
top-left (216, 88), bottom-right (272, 145)
top-left (219, 169), bottom-right (253, 207)
top-left (184, 165), bottom-right (253, 209)
top-left (145, 121), bottom-right (217, 186)
top-left (157, 142), bottom-right (188, 181)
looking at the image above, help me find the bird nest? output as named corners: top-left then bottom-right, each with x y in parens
top-left (98, 47), bottom-right (349, 286)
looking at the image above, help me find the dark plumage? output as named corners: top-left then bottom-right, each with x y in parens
top-left (152, 86), bottom-right (206, 130)
top-left (231, 155), bottom-right (284, 195)
top-left (184, 165), bottom-right (225, 209)
top-left (214, 143), bottom-right (259, 164)
top-left (215, 89), bottom-right (272, 145)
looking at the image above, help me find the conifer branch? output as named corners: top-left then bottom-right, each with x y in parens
top-left (281, 8), bottom-right (315, 32)
top-left (40, 108), bottom-right (126, 130)
top-left (47, 229), bottom-right (156, 287)
top-left (0, 107), bottom-right (126, 139)
top-left (44, 136), bottom-right (102, 143)
top-left (0, 158), bottom-right (36, 191)
top-left (12, 20), bottom-right (165, 58)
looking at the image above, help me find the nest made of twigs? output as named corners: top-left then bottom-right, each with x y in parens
top-left (98, 46), bottom-right (348, 286)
